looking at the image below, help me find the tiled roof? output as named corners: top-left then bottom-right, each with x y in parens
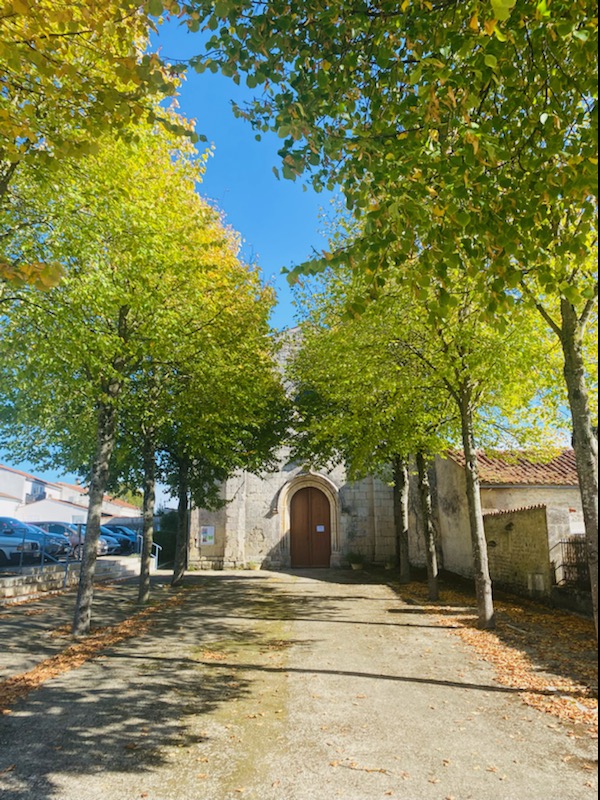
top-left (447, 449), bottom-right (579, 486)
top-left (483, 504), bottom-right (547, 516)
top-left (25, 496), bottom-right (89, 511)
top-left (58, 482), bottom-right (140, 510)
top-left (0, 491), bottom-right (21, 501)
top-left (56, 481), bottom-right (86, 493)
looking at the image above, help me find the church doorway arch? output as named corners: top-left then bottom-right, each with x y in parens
top-left (290, 486), bottom-right (331, 567)
top-left (279, 473), bottom-right (340, 568)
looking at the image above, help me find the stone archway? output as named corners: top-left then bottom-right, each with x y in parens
top-left (278, 473), bottom-right (341, 567)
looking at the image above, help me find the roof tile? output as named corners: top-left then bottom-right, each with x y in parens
top-left (448, 449), bottom-right (578, 486)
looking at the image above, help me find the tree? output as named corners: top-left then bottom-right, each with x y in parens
top-left (0, 0), bottom-right (190, 285)
top-left (290, 259), bottom-right (565, 627)
top-left (113, 286), bottom-right (288, 595)
top-left (290, 271), bottom-right (456, 588)
top-left (0, 119), bottom-right (280, 634)
top-left (520, 242), bottom-right (598, 632)
top-left (161, 332), bottom-right (289, 587)
top-left (182, 1), bottom-right (596, 283)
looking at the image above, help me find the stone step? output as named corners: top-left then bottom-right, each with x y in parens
top-left (0, 555), bottom-right (149, 603)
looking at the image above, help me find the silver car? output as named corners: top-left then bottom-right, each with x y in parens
top-left (35, 521), bottom-right (110, 556)
top-left (0, 517), bottom-right (41, 566)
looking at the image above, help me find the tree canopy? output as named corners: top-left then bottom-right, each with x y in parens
top-left (290, 248), bottom-right (568, 626)
top-left (0, 0), bottom-right (191, 286)
top-left (183, 0), bottom-right (596, 297)
top-left (0, 117), bottom-right (287, 630)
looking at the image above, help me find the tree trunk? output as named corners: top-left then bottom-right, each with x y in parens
top-left (138, 431), bottom-right (156, 605)
top-left (560, 298), bottom-right (598, 636)
top-left (72, 398), bottom-right (118, 636)
top-left (171, 457), bottom-right (190, 587)
top-left (416, 451), bottom-right (439, 601)
top-left (392, 455), bottom-right (411, 583)
top-left (459, 389), bottom-right (495, 629)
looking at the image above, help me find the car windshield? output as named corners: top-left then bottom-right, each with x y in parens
top-left (0, 518), bottom-right (32, 536)
top-left (26, 525), bottom-right (48, 534)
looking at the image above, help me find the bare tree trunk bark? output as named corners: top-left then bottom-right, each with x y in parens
top-left (138, 431), bottom-right (156, 605)
top-left (560, 298), bottom-right (598, 636)
top-left (416, 451), bottom-right (439, 601)
top-left (392, 454), bottom-right (411, 583)
top-left (171, 457), bottom-right (190, 587)
top-left (72, 398), bottom-right (117, 636)
top-left (459, 388), bottom-right (495, 629)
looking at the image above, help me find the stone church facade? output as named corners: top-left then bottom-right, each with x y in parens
top-left (188, 445), bottom-right (582, 594)
top-left (189, 447), bottom-right (400, 570)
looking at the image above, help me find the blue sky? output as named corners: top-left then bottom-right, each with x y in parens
top-left (152, 18), bottom-right (333, 331)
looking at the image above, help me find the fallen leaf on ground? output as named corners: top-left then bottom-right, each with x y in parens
top-left (0, 593), bottom-right (185, 714)
top-left (395, 581), bottom-right (597, 737)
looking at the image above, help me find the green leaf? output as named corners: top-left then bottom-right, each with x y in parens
top-left (147, 0), bottom-right (164, 17)
top-left (491, 0), bottom-right (517, 22)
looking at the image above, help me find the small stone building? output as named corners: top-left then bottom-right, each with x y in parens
top-left (432, 449), bottom-right (583, 594)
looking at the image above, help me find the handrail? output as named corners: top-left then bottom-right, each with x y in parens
top-left (136, 535), bottom-right (162, 566)
top-left (9, 529), bottom-right (76, 588)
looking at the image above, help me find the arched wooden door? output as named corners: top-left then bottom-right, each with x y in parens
top-left (290, 486), bottom-right (331, 567)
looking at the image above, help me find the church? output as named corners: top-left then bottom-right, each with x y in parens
top-left (189, 450), bottom-right (398, 571)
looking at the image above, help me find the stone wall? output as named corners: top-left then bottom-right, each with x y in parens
top-left (483, 505), bottom-right (572, 597)
top-left (431, 456), bottom-right (474, 576)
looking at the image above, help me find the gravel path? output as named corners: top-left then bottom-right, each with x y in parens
top-left (0, 569), bottom-right (597, 800)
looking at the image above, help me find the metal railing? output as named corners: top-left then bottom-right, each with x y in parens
top-left (6, 531), bottom-right (79, 589)
top-left (136, 535), bottom-right (163, 567)
top-left (551, 538), bottom-right (590, 590)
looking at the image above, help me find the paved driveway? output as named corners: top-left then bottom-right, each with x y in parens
top-left (0, 569), bottom-right (597, 800)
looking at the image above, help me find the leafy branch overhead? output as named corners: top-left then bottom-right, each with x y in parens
top-left (184, 0), bottom-right (596, 300)
top-left (0, 0), bottom-right (194, 286)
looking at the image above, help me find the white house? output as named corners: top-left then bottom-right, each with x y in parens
top-left (0, 464), bottom-right (63, 517)
top-left (0, 464), bottom-right (142, 524)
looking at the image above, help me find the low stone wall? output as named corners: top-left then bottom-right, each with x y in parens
top-left (483, 505), bottom-right (556, 597)
top-left (0, 556), bottom-right (143, 603)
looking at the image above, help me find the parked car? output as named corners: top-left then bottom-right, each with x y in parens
top-left (35, 521), bottom-right (110, 557)
top-left (23, 523), bottom-right (70, 559)
top-left (74, 524), bottom-right (121, 555)
top-left (102, 524), bottom-right (138, 547)
top-left (99, 525), bottom-right (136, 553)
top-left (0, 517), bottom-right (41, 565)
